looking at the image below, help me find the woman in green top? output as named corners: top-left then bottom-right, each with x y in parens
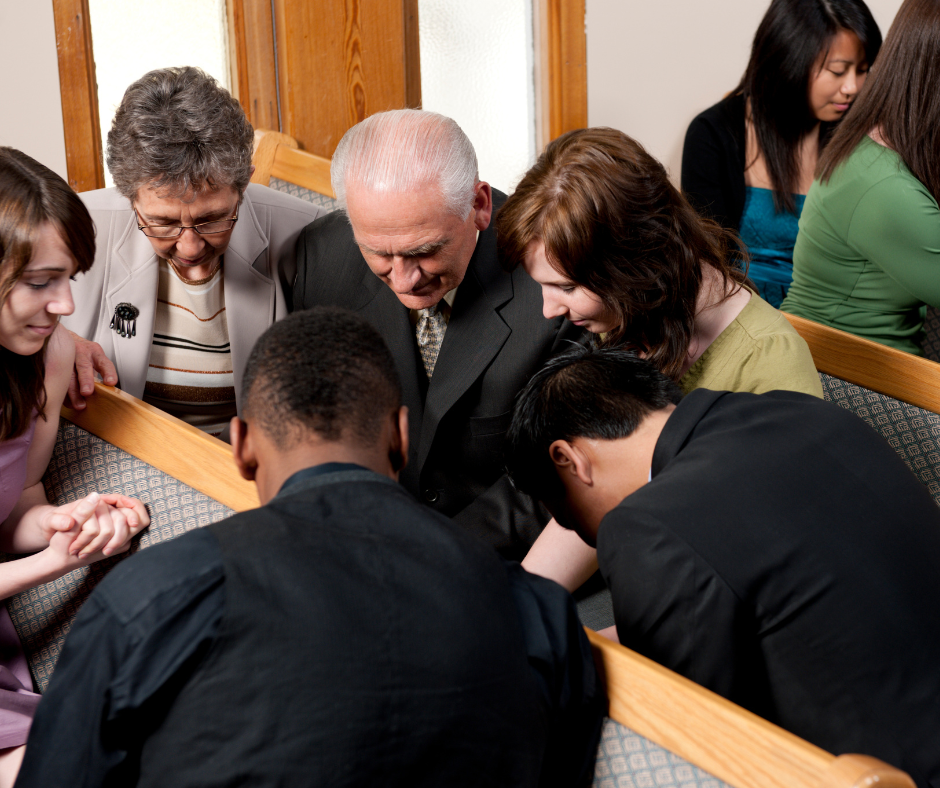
top-left (497, 127), bottom-right (822, 398)
top-left (782, 0), bottom-right (940, 355)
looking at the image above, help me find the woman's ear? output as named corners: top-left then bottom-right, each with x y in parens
top-left (549, 439), bottom-right (594, 486)
top-left (230, 416), bottom-right (258, 482)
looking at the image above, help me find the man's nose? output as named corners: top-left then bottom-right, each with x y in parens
top-left (388, 258), bottom-right (422, 293)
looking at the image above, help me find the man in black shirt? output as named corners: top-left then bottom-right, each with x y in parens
top-left (505, 347), bottom-right (940, 788)
top-left (17, 308), bottom-right (604, 788)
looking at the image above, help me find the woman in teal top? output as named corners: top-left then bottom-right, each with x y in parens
top-left (782, 0), bottom-right (940, 356)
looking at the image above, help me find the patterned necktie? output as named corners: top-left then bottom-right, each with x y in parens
top-left (416, 303), bottom-right (447, 378)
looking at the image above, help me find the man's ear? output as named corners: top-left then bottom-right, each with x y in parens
top-left (471, 180), bottom-right (493, 231)
top-left (549, 439), bottom-right (593, 486)
top-left (230, 416), bottom-right (258, 482)
top-left (389, 405), bottom-right (409, 475)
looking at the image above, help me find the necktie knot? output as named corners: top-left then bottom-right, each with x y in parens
top-left (416, 303), bottom-right (447, 378)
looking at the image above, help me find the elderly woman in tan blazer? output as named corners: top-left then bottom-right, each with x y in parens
top-left (65, 66), bottom-right (325, 437)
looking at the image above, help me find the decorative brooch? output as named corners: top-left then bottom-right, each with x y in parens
top-left (110, 302), bottom-right (140, 338)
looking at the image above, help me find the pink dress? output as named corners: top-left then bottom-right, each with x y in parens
top-left (0, 417), bottom-right (42, 748)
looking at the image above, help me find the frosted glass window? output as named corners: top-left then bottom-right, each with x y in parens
top-left (89, 0), bottom-right (230, 188)
top-left (419, 0), bottom-right (535, 195)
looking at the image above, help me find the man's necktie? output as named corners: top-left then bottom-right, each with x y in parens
top-left (416, 303), bottom-right (447, 378)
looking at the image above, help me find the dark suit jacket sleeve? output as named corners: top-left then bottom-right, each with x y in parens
top-left (504, 561), bottom-right (606, 788)
top-left (15, 530), bottom-right (224, 788)
top-left (681, 96), bottom-right (746, 232)
top-left (598, 508), bottom-right (759, 701)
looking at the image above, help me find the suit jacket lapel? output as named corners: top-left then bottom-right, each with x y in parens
top-left (356, 270), bottom-right (426, 484)
top-left (417, 241), bottom-right (513, 471)
top-left (224, 195), bottom-right (276, 412)
top-left (101, 216), bottom-right (158, 399)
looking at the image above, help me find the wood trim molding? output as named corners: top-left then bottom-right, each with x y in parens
top-left (62, 384), bottom-right (260, 512)
top-left (227, 0), bottom-right (280, 132)
top-left (588, 631), bottom-right (915, 788)
top-left (52, 0), bottom-right (105, 192)
top-left (782, 313), bottom-right (940, 414)
top-left (535, 0), bottom-right (587, 151)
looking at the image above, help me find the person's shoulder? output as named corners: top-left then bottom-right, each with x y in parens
top-left (91, 527), bottom-right (223, 625)
top-left (298, 206), bottom-right (354, 242)
top-left (243, 182), bottom-right (326, 220)
top-left (78, 187), bottom-right (131, 213)
top-left (687, 92), bottom-right (744, 135)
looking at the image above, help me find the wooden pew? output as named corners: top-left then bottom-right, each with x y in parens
top-left (251, 129), bottom-right (337, 211)
top-left (589, 631), bottom-right (915, 788)
top-left (782, 312), bottom-right (940, 505)
top-left (8, 385), bottom-right (257, 690)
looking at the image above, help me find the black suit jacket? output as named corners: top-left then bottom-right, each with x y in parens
top-left (293, 192), bottom-right (585, 558)
top-left (598, 389), bottom-right (940, 788)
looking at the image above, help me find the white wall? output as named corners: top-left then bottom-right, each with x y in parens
top-left (587, 0), bottom-right (903, 182)
top-left (0, 2), bottom-right (68, 179)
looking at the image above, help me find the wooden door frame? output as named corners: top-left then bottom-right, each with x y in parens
top-left (535, 0), bottom-right (588, 150)
top-left (52, 0), bottom-right (105, 192)
top-left (52, 0), bottom-right (587, 184)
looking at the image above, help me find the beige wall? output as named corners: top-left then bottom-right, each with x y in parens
top-left (586, 0), bottom-right (903, 182)
top-left (0, 2), bottom-right (68, 179)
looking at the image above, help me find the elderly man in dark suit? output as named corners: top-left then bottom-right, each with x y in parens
top-left (16, 308), bottom-right (604, 788)
top-left (505, 346), bottom-right (940, 788)
top-left (292, 110), bottom-right (584, 559)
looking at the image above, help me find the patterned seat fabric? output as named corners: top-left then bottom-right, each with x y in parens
top-left (820, 373), bottom-right (940, 505)
top-left (921, 306), bottom-right (940, 363)
top-left (269, 177), bottom-right (339, 213)
top-left (3, 421), bottom-right (234, 691)
top-left (594, 717), bottom-right (732, 788)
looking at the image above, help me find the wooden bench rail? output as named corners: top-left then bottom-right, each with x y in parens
top-left (783, 312), bottom-right (940, 414)
top-left (62, 383), bottom-right (260, 512)
top-left (251, 129), bottom-right (335, 199)
top-left (587, 630), bottom-right (915, 788)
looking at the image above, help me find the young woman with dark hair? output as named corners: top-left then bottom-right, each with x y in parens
top-left (682, 0), bottom-right (881, 307)
top-left (496, 128), bottom-right (821, 601)
top-left (0, 148), bottom-right (148, 786)
top-left (782, 0), bottom-right (940, 355)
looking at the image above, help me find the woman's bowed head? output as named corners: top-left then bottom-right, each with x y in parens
top-left (496, 127), bottom-right (748, 381)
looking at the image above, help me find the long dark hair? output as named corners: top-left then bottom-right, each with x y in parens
top-left (497, 127), bottom-right (747, 381)
top-left (738, 0), bottom-right (881, 213)
top-left (818, 0), bottom-right (940, 202)
top-left (0, 148), bottom-right (95, 441)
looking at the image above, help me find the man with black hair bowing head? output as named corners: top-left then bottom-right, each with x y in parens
top-left (16, 307), bottom-right (604, 788)
top-left (505, 346), bottom-right (940, 788)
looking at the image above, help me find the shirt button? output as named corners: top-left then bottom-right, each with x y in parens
top-left (422, 488), bottom-right (440, 503)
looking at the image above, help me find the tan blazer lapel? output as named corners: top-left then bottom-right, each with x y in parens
top-left (100, 215), bottom-right (159, 399)
top-left (223, 196), bottom-right (277, 412)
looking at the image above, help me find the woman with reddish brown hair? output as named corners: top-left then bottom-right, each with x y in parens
top-left (496, 128), bottom-right (821, 600)
top-left (783, 0), bottom-right (940, 355)
top-left (497, 127), bottom-right (820, 395)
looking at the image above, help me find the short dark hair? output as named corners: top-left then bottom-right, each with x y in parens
top-left (739, 0), bottom-right (881, 213)
top-left (242, 308), bottom-right (402, 450)
top-left (505, 346), bottom-right (683, 503)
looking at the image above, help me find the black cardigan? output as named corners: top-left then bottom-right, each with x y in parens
top-left (681, 92), bottom-right (747, 232)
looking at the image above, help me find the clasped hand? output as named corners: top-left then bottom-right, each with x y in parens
top-left (41, 491), bottom-right (150, 564)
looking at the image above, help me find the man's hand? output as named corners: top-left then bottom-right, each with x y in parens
top-left (67, 331), bottom-right (118, 410)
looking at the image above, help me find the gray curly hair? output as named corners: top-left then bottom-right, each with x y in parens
top-left (107, 66), bottom-right (254, 201)
top-left (331, 110), bottom-right (479, 218)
